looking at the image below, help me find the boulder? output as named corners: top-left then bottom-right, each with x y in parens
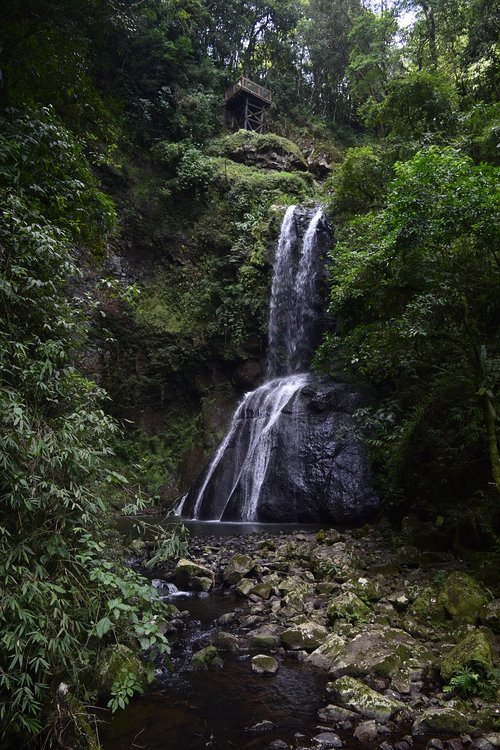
top-left (412, 708), bottom-right (472, 736)
top-left (96, 644), bottom-right (148, 695)
top-left (252, 583), bottom-right (273, 600)
top-left (307, 634), bottom-right (347, 670)
top-left (480, 600), bottom-right (500, 633)
top-left (326, 676), bottom-right (405, 721)
top-left (344, 576), bottom-right (384, 603)
top-left (324, 626), bottom-right (433, 687)
top-left (251, 654), bottom-right (279, 676)
top-left (313, 731), bottom-right (343, 748)
top-left (235, 578), bottom-right (256, 597)
top-left (408, 573), bottom-right (488, 627)
top-left (440, 630), bottom-right (493, 681)
top-left (318, 704), bottom-right (359, 722)
top-left (182, 378), bottom-right (380, 524)
top-left (174, 559), bottom-right (214, 592)
top-left (223, 554), bottom-right (255, 584)
top-left (248, 626), bottom-right (282, 650)
top-left (327, 592), bottom-right (372, 624)
top-left (213, 631), bottom-right (243, 653)
top-left (311, 543), bottom-right (358, 582)
top-left (281, 622), bottom-right (329, 651)
top-left (191, 645), bottom-right (220, 670)
top-left (354, 720), bottom-right (379, 744)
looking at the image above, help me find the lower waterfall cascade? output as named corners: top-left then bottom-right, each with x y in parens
top-left (179, 205), bottom-right (379, 523)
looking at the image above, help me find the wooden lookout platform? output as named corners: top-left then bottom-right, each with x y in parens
top-left (224, 77), bottom-right (272, 133)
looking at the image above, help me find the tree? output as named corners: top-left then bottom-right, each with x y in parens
top-left (0, 107), bottom-right (171, 745)
top-left (324, 147), bottom-right (500, 501)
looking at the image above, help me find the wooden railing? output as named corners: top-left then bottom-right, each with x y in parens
top-left (224, 77), bottom-right (272, 104)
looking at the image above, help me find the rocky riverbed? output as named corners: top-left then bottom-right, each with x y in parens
top-left (122, 524), bottom-right (500, 750)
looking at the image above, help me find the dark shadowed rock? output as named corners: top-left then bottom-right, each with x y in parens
top-left (182, 379), bottom-right (380, 524)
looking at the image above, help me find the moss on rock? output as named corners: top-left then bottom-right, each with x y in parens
top-left (96, 643), bottom-right (148, 695)
top-left (327, 592), bottom-right (372, 624)
top-left (412, 707), bottom-right (472, 735)
top-left (440, 630), bottom-right (494, 681)
top-left (326, 676), bottom-right (405, 721)
top-left (408, 572), bottom-right (488, 626)
top-left (281, 621), bottom-right (329, 651)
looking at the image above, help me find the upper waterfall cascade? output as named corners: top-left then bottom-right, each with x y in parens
top-left (179, 205), bottom-right (379, 523)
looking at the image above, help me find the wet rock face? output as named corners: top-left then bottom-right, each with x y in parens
top-left (183, 379), bottom-right (380, 524)
top-left (256, 382), bottom-right (379, 524)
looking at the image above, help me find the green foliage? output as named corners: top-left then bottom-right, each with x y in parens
top-left (326, 146), bottom-right (391, 219)
top-left (444, 666), bottom-right (500, 700)
top-left (0, 108), bottom-right (170, 744)
top-left (322, 146), bottom-right (500, 505)
top-left (154, 140), bottom-right (218, 197)
top-left (210, 129), bottom-right (308, 167)
top-left (365, 70), bottom-right (458, 138)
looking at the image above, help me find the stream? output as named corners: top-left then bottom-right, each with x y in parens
top-left (100, 567), bottom-right (330, 750)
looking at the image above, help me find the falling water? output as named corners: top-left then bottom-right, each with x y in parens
top-left (181, 205), bottom-right (326, 522)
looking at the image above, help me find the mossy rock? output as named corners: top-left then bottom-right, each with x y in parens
top-left (307, 634), bottom-right (347, 670)
top-left (281, 621), bottom-right (329, 651)
top-left (326, 676), bottom-right (405, 721)
top-left (408, 572), bottom-right (488, 626)
top-left (480, 600), bottom-right (500, 633)
top-left (209, 130), bottom-right (308, 172)
top-left (251, 583), bottom-right (273, 600)
top-left (251, 654), bottom-right (279, 676)
top-left (248, 627), bottom-right (281, 650)
top-left (96, 643), bottom-right (148, 695)
top-left (235, 578), bottom-right (256, 597)
top-left (440, 630), bottom-right (494, 681)
top-left (327, 592), bottom-right (372, 624)
top-left (325, 626), bottom-right (433, 683)
top-left (213, 632), bottom-right (242, 653)
top-left (343, 576), bottom-right (384, 603)
top-left (174, 558), bottom-right (214, 592)
top-left (223, 553), bottom-right (255, 584)
top-left (191, 645), bottom-right (220, 670)
top-left (437, 572), bottom-right (488, 623)
top-left (412, 707), bottom-right (472, 735)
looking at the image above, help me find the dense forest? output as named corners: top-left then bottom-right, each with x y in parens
top-left (0, 0), bottom-right (499, 746)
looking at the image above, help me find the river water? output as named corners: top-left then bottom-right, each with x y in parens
top-left (100, 589), bottom-right (329, 750)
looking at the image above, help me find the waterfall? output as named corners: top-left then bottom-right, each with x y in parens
top-left (267, 206), bottom-right (324, 377)
top-left (181, 205), bottom-right (327, 522)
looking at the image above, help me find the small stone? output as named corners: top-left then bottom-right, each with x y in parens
top-left (313, 731), bottom-right (343, 748)
top-left (354, 720), bottom-right (378, 744)
top-left (318, 705), bottom-right (359, 723)
top-left (217, 611), bottom-right (237, 626)
top-left (426, 740), bottom-right (444, 750)
top-left (484, 734), bottom-right (500, 749)
top-left (471, 741), bottom-right (495, 750)
top-left (246, 720), bottom-right (276, 733)
top-left (479, 600), bottom-right (500, 633)
top-left (379, 742), bottom-right (393, 750)
top-left (251, 654), bottom-right (279, 676)
top-left (268, 741), bottom-right (289, 750)
top-left (394, 742), bottom-right (411, 750)
top-left (445, 740), bottom-right (463, 750)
